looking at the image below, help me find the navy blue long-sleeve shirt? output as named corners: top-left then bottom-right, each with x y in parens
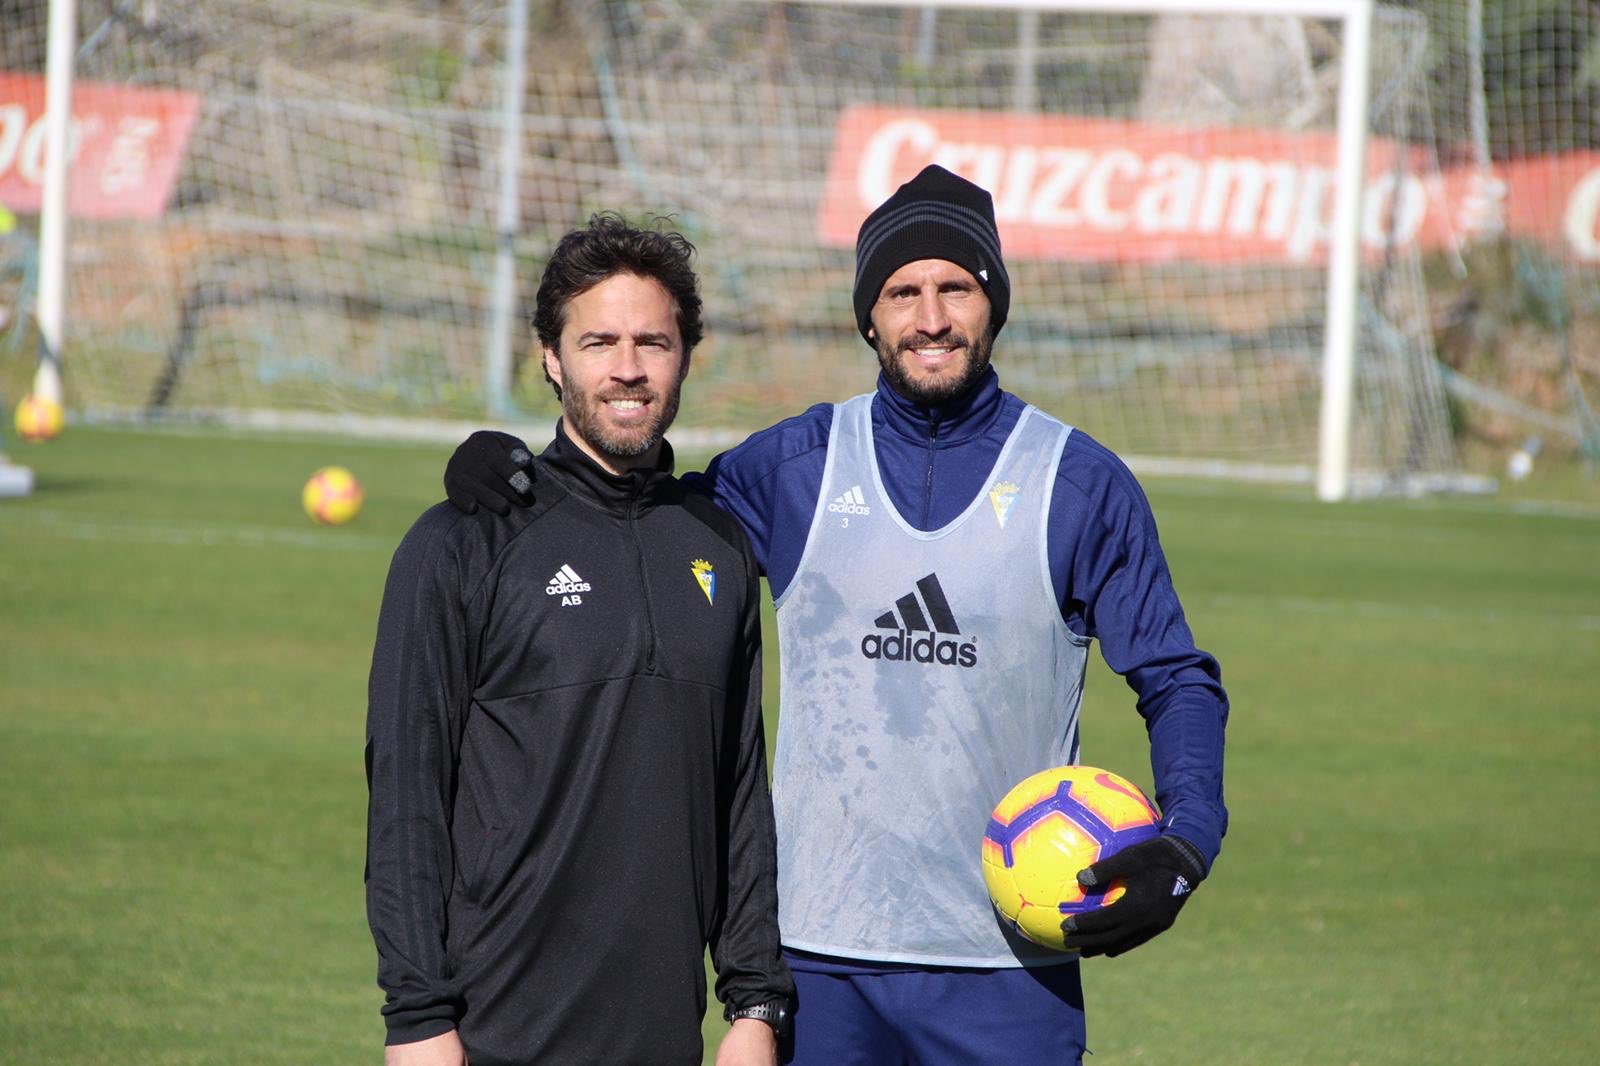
top-left (687, 366), bottom-right (1229, 866)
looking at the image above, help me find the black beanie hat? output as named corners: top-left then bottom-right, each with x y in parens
top-left (852, 164), bottom-right (1010, 347)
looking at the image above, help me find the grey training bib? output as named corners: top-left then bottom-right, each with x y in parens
top-left (772, 393), bottom-right (1090, 966)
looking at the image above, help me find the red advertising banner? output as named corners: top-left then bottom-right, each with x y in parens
top-left (0, 72), bottom-right (200, 219)
top-left (1486, 152), bottom-right (1600, 261)
top-left (819, 105), bottom-right (1600, 266)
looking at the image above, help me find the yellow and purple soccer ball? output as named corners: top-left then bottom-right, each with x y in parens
top-left (982, 765), bottom-right (1161, 952)
top-left (302, 466), bottom-right (363, 525)
top-left (14, 394), bottom-right (64, 442)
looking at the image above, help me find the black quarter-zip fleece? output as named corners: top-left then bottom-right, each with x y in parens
top-left (365, 423), bottom-right (791, 1065)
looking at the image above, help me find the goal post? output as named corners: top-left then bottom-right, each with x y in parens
top-left (1318, 0), bottom-right (1373, 502)
top-left (32, 0), bottom-right (74, 409)
top-left (483, 0), bottom-right (532, 420)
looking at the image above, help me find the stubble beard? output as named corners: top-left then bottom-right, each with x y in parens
top-left (562, 377), bottom-right (683, 463)
top-left (875, 327), bottom-right (994, 407)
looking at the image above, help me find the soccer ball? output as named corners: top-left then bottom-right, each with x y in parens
top-left (14, 394), bottom-right (64, 442)
top-left (302, 466), bottom-right (363, 525)
top-left (981, 765), bottom-right (1161, 952)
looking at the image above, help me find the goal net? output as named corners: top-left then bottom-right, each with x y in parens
top-left (2, 0), bottom-right (1471, 491)
top-left (1410, 0), bottom-right (1600, 469)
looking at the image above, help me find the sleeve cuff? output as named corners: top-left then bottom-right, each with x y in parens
top-left (1161, 832), bottom-right (1211, 883)
top-left (383, 1013), bottom-right (459, 1047)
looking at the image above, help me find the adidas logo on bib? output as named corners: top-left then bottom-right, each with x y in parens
top-left (827, 485), bottom-right (872, 517)
top-left (859, 573), bottom-right (978, 668)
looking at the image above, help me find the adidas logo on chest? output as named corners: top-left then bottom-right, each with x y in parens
top-left (545, 564), bottom-right (591, 606)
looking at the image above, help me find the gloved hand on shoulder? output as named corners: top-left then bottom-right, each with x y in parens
top-left (444, 430), bottom-right (535, 515)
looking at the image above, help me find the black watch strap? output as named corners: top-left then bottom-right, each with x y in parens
top-left (724, 999), bottom-right (791, 1038)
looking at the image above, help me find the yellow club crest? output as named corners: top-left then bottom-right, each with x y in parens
top-left (989, 481), bottom-right (1021, 528)
top-left (690, 558), bottom-right (716, 605)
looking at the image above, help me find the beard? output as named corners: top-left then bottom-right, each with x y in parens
top-left (875, 326), bottom-right (994, 407)
top-left (561, 375), bottom-right (683, 463)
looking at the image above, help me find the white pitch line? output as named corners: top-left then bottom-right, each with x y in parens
top-left (1202, 592), bottom-right (1600, 634)
top-left (1144, 478), bottom-right (1600, 522)
top-left (1498, 498), bottom-right (1600, 521)
top-left (0, 508), bottom-right (397, 552)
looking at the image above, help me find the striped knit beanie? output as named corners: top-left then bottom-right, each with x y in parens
top-left (852, 164), bottom-right (1010, 347)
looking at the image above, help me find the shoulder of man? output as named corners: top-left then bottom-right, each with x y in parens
top-left (1053, 426), bottom-right (1160, 542)
top-left (699, 401), bottom-right (837, 491)
top-left (394, 481), bottom-right (572, 598)
top-left (671, 478), bottom-right (761, 569)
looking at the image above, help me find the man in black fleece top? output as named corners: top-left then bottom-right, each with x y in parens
top-left (365, 214), bottom-right (793, 1066)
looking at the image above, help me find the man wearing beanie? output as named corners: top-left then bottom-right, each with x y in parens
top-left (443, 170), bottom-right (1228, 1064)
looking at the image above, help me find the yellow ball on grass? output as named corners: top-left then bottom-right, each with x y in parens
top-left (303, 466), bottom-right (363, 525)
top-left (14, 394), bottom-right (64, 442)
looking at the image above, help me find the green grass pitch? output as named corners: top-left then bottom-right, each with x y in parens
top-left (2, 425), bottom-right (1597, 1064)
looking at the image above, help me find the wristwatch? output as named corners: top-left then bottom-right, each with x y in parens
top-left (724, 998), bottom-right (791, 1039)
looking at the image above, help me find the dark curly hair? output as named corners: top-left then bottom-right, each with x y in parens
top-left (533, 213), bottom-right (703, 399)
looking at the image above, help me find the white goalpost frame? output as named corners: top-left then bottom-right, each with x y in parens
top-left (485, 0), bottom-right (531, 420)
top-left (36, 0), bottom-right (541, 425)
top-left (788, 0), bottom-right (1376, 501)
top-left (34, 0), bottom-right (76, 408)
top-left (32, 0), bottom-right (1398, 496)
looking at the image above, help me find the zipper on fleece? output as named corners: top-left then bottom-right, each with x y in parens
top-left (923, 412), bottom-right (940, 529)
top-left (627, 492), bottom-right (658, 673)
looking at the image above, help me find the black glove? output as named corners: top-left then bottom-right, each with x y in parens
top-left (444, 430), bottom-right (535, 516)
top-left (1060, 833), bottom-right (1207, 958)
